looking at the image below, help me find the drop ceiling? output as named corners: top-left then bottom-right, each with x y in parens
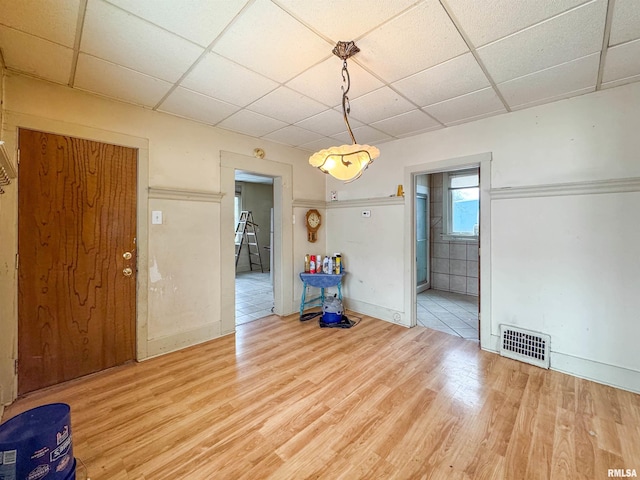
top-left (1, 0), bottom-right (639, 152)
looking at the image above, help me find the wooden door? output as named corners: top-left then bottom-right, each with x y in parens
top-left (18, 129), bottom-right (137, 395)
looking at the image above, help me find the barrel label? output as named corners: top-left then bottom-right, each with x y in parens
top-left (50, 434), bottom-right (71, 462)
top-left (0, 450), bottom-right (17, 464)
top-left (56, 425), bottom-right (69, 445)
top-left (0, 450), bottom-right (17, 480)
top-left (27, 464), bottom-right (49, 480)
top-left (56, 454), bottom-right (71, 472)
top-left (30, 447), bottom-right (49, 460)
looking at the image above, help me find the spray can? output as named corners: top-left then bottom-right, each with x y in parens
top-left (328, 256), bottom-right (334, 275)
top-left (323, 256), bottom-right (329, 274)
top-left (318, 254), bottom-right (322, 273)
top-left (310, 255), bottom-right (316, 274)
top-left (304, 254), bottom-right (310, 273)
top-left (335, 253), bottom-right (342, 274)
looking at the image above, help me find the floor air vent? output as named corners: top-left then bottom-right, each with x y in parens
top-left (499, 325), bottom-right (550, 369)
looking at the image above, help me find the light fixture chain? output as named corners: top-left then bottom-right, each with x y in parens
top-left (341, 59), bottom-right (357, 145)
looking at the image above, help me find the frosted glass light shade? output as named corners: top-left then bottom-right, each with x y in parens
top-left (308, 143), bottom-right (380, 182)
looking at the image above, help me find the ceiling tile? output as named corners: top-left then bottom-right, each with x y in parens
top-left (602, 38), bottom-right (640, 83)
top-left (0, 26), bottom-right (73, 83)
top-left (393, 53), bottom-right (491, 107)
top-left (81, 0), bottom-right (204, 82)
top-left (104, 0), bottom-right (246, 47)
top-left (395, 124), bottom-right (445, 138)
top-left (235, 171), bottom-right (274, 184)
top-left (511, 86), bottom-right (594, 111)
top-left (356, 0), bottom-right (468, 83)
top-left (371, 110), bottom-right (442, 137)
top-left (423, 87), bottom-right (506, 125)
top-left (262, 125), bottom-right (325, 147)
top-left (331, 125), bottom-right (392, 145)
top-left (212, 0), bottom-right (331, 83)
top-left (477, 0), bottom-right (607, 83)
top-left (347, 87), bottom-right (416, 124)
top-left (157, 87), bottom-right (239, 125)
top-left (299, 137), bottom-right (339, 153)
top-left (75, 53), bottom-right (173, 107)
top-left (295, 109), bottom-right (364, 137)
top-left (181, 52), bottom-right (278, 107)
top-left (217, 110), bottom-right (288, 138)
top-left (286, 56), bottom-right (383, 108)
top-left (276, 0), bottom-right (417, 41)
top-left (498, 53), bottom-right (599, 108)
top-left (247, 87), bottom-right (327, 124)
top-left (609, 0), bottom-right (640, 46)
top-left (445, 0), bottom-right (586, 47)
top-left (601, 74), bottom-right (640, 90)
top-left (0, 0), bottom-right (80, 47)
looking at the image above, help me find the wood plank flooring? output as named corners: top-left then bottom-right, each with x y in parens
top-left (3, 314), bottom-right (640, 479)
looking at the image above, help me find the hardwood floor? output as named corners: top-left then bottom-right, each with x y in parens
top-left (4, 314), bottom-right (640, 479)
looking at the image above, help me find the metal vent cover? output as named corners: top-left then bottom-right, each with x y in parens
top-left (499, 325), bottom-right (550, 369)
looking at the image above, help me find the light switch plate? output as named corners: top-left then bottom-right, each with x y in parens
top-left (152, 210), bottom-right (163, 225)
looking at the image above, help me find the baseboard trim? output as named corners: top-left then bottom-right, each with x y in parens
top-left (485, 334), bottom-right (639, 393)
top-left (550, 351), bottom-right (640, 394)
top-left (145, 322), bottom-right (223, 358)
top-left (345, 298), bottom-right (407, 327)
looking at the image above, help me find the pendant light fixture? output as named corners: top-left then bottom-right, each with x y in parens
top-left (308, 41), bottom-right (379, 183)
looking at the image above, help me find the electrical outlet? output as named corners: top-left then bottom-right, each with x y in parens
top-left (330, 191), bottom-right (337, 201)
top-left (362, 210), bottom-right (371, 218)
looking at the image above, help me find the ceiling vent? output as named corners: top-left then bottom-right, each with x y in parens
top-left (499, 325), bottom-right (550, 369)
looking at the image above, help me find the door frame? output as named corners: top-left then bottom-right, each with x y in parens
top-left (403, 153), bottom-right (492, 350)
top-left (415, 177), bottom-right (430, 293)
top-left (220, 151), bottom-right (294, 334)
top-left (6, 114), bottom-right (150, 386)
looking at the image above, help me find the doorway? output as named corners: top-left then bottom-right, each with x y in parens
top-left (17, 129), bottom-right (137, 394)
top-left (414, 168), bottom-right (480, 342)
top-left (220, 151), bottom-right (295, 334)
top-left (234, 171), bottom-right (275, 325)
top-left (415, 174), bottom-right (430, 293)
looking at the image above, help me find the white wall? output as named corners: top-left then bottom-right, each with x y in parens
top-left (326, 82), bottom-right (640, 393)
top-left (0, 73), bottom-right (325, 404)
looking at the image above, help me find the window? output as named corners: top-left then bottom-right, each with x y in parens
top-left (443, 169), bottom-right (479, 239)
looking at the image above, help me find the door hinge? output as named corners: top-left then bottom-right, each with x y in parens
top-left (15, 253), bottom-right (19, 269)
top-left (17, 148), bottom-right (20, 165)
top-left (14, 359), bottom-right (18, 375)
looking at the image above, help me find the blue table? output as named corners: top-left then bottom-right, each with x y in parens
top-left (299, 272), bottom-right (345, 316)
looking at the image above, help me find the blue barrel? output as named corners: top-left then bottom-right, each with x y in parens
top-left (0, 403), bottom-right (75, 480)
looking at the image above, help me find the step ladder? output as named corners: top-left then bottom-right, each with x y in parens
top-left (235, 211), bottom-right (264, 272)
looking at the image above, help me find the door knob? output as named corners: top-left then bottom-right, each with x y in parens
top-left (123, 252), bottom-right (132, 260)
top-left (123, 267), bottom-right (133, 277)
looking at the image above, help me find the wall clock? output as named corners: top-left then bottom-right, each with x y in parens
top-left (305, 209), bottom-right (321, 243)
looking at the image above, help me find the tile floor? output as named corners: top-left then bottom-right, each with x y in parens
top-left (235, 274), bottom-right (478, 339)
top-left (235, 271), bottom-right (274, 325)
top-left (417, 289), bottom-right (479, 342)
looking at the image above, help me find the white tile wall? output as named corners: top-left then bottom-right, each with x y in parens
top-left (429, 173), bottom-right (479, 296)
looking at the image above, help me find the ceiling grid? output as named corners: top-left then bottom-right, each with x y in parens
top-left (0, 0), bottom-right (637, 150)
